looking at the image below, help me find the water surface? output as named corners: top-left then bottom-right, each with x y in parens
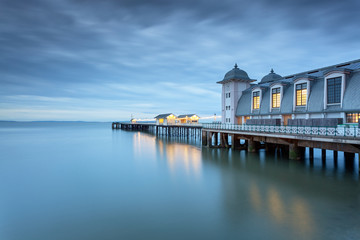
top-left (0, 122), bottom-right (359, 240)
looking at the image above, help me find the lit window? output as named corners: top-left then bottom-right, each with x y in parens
top-left (272, 87), bottom-right (281, 108)
top-left (253, 91), bottom-right (260, 109)
top-left (327, 77), bottom-right (341, 104)
top-left (296, 83), bottom-right (307, 106)
top-left (346, 113), bottom-right (360, 123)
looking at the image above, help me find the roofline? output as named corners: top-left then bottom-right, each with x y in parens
top-left (217, 79), bottom-right (257, 84)
top-left (282, 59), bottom-right (360, 79)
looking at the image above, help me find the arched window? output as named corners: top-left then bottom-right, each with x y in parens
top-left (295, 83), bottom-right (307, 106)
top-left (252, 91), bottom-right (260, 109)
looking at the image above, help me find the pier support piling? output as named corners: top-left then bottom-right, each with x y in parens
top-left (289, 143), bottom-right (300, 160)
top-left (309, 148), bottom-right (314, 161)
top-left (248, 139), bottom-right (257, 153)
top-left (202, 131), bottom-right (207, 146)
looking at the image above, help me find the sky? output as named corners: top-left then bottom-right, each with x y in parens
top-left (1, 0), bottom-right (360, 121)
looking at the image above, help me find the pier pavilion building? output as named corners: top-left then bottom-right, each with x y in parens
top-left (155, 113), bottom-right (177, 125)
top-left (154, 113), bottom-right (200, 125)
top-left (218, 59), bottom-right (360, 126)
top-left (177, 114), bottom-right (200, 124)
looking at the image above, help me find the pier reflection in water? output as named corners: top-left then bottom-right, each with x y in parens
top-left (132, 132), bottom-right (202, 178)
top-left (201, 147), bottom-right (359, 239)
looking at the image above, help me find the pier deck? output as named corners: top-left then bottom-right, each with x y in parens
top-left (112, 122), bottom-right (360, 162)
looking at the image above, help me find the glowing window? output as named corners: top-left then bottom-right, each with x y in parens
top-left (296, 83), bottom-right (307, 106)
top-left (346, 113), bottom-right (360, 123)
top-left (253, 91), bottom-right (260, 109)
top-left (272, 87), bottom-right (281, 108)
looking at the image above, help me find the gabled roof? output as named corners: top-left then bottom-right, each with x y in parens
top-left (177, 114), bottom-right (199, 118)
top-left (154, 113), bottom-right (175, 119)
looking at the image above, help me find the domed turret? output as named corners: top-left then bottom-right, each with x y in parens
top-left (222, 63), bottom-right (250, 81)
top-left (260, 69), bottom-right (282, 83)
top-left (217, 63), bottom-right (253, 125)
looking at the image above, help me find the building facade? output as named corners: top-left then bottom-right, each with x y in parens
top-left (218, 59), bottom-right (360, 126)
top-left (154, 113), bottom-right (200, 125)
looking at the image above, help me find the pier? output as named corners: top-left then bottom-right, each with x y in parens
top-left (112, 122), bottom-right (360, 164)
top-left (112, 122), bottom-right (202, 139)
top-left (202, 123), bottom-right (360, 162)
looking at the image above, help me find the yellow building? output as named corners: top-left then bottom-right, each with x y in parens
top-left (155, 113), bottom-right (177, 125)
top-left (177, 114), bottom-right (200, 124)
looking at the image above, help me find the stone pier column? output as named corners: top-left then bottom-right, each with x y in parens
top-left (299, 146), bottom-right (306, 159)
top-left (321, 149), bottom-right (326, 166)
top-left (344, 152), bottom-right (355, 170)
top-left (214, 132), bottom-right (218, 146)
top-left (265, 143), bottom-right (276, 153)
top-left (248, 139), bottom-right (256, 153)
top-left (333, 150), bottom-right (338, 168)
top-left (344, 152), bottom-right (355, 160)
top-left (309, 148), bottom-right (314, 160)
top-left (202, 131), bottom-right (207, 146)
top-left (289, 143), bottom-right (300, 160)
top-left (333, 151), bottom-right (338, 160)
top-left (223, 133), bottom-right (229, 148)
top-left (231, 134), bottom-right (241, 149)
top-left (207, 132), bottom-right (212, 148)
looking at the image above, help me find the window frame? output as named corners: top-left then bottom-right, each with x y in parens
top-left (326, 77), bottom-right (342, 104)
top-left (252, 90), bottom-right (261, 111)
top-left (296, 83), bottom-right (307, 106)
top-left (324, 72), bottom-right (345, 108)
top-left (269, 84), bottom-right (283, 111)
top-left (292, 79), bottom-right (310, 110)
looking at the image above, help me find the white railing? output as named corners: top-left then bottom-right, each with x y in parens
top-left (202, 123), bottom-right (360, 138)
top-left (121, 122), bottom-right (203, 127)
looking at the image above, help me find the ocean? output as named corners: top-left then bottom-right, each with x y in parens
top-left (0, 122), bottom-right (359, 240)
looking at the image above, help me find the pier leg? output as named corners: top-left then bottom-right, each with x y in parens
top-left (344, 152), bottom-right (355, 170)
top-left (231, 134), bottom-right (240, 149)
top-left (214, 132), bottom-right (218, 146)
top-left (333, 151), bottom-right (338, 168)
top-left (264, 143), bottom-right (271, 152)
top-left (202, 131), bottom-right (207, 146)
top-left (321, 149), bottom-right (326, 166)
top-left (289, 143), bottom-right (300, 160)
top-left (299, 146), bottom-right (306, 159)
top-left (321, 149), bottom-right (326, 158)
top-left (219, 133), bottom-right (224, 147)
top-left (309, 148), bottom-right (314, 161)
top-left (248, 139), bottom-right (256, 153)
top-left (207, 132), bottom-right (212, 148)
top-left (223, 133), bottom-right (229, 148)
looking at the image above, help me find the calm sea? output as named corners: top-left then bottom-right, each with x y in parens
top-left (0, 122), bottom-right (359, 240)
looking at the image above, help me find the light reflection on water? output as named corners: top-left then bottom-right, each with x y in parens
top-left (201, 147), bottom-right (360, 240)
top-left (132, 132), bottom-right (202, 178)
top-left (0, 123), bottom-right (359, 240)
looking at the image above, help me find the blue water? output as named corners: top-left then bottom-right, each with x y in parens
top-left (0, 122), bottom-right (359, 240)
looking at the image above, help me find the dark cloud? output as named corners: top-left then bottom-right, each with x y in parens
top-left (0, 0), bottom-right (359, 120)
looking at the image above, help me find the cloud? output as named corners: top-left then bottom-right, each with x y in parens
top-left (0, 0), bottom-right (359, 120)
